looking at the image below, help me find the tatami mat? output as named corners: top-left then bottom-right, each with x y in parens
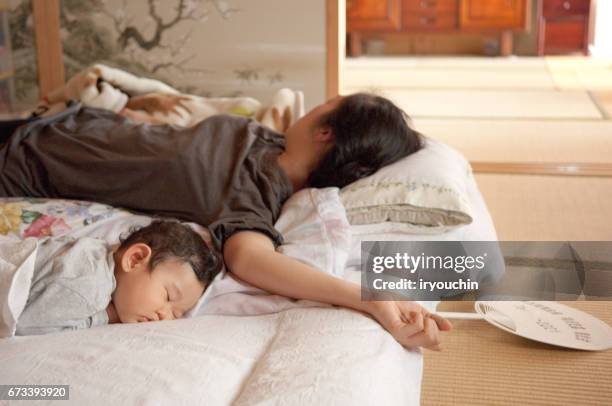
top-left (474, 174), bottom-right (612, 241)
top-left (546, 56), bottom-right (612, 117)
top-left (344, 67), bottom-right (556, 89)
top-left (547, 56), bottom-right (612, 91)
top-left (422, 301), bottom-right (612, 406)
top-left (413, 119), bottom-right (612, 163)
top-left (342, 88), bottom-right (603, 119)
top-left (347, 56), bottom-right (548, 69)
top-left (592, 91), bottom-right (612, 118)
top-left (550, 70), bottom-right (612, 91)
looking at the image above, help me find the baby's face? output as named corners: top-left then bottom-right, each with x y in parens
top-left (112, 258), bottom-right (205, 323)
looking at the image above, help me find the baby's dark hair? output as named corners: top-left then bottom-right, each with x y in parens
top-left (118, 220), bottom-right (222, 286)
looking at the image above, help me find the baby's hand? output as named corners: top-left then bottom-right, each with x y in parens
top-left (364, 300), bottom-right (452, 350)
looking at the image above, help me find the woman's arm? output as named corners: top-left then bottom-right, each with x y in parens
top-left (223, 231), bottom-right (451, 350)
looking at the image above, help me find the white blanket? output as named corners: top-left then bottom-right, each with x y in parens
top-left (43, 63), bottom-right (304, 133)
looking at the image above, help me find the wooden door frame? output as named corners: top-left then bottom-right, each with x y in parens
top-left (471, 162), bottom-right (612, 177)
top-left (32, 0), bottom-right (64, 99)
top-left (326, 0), bottom-right (343, 99)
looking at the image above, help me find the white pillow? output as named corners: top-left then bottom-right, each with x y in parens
top-left (340, 137), bottom-right (473, 231)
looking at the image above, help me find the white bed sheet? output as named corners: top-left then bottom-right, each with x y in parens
top-left (0, 173), bottom-right (497, 406)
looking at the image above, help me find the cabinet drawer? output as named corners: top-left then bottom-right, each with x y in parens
top-left (403, 0), bottom-right (457, 13)
top-left (543, 0), bottom-right (590, 18)
top-left (543, 19), bottom-right (587, 52)
top-left (403, 13), bottom-right (457, 30)
top-left (460, 0), bottom-right (526, 29)
top-left (347, 0), bottom-right (402, 31)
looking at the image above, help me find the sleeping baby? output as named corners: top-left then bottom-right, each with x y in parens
top-left (15, 220), bottom-right (222, 335)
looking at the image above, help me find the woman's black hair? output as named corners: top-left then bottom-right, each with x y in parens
top-left (119, 220), bottom-right (222, 286)
top-left (307, 93), bottom-right (423, 188)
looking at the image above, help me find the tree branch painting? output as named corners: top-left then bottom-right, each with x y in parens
top-left (9, 0), bottom-right (288, 106)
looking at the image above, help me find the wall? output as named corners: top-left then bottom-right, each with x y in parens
top-left (590, 0), bottom-right (612, 57)
top-left (10, 0), bottom-right (327, 110)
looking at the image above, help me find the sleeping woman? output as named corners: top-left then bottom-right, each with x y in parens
top-left (0, 92), bottom-right (452, 349)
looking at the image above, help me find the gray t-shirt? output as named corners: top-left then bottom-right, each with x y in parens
top-left (0, 103), bottom-right (294, 250)
top-left (16, 237), bottom-right (116, 336)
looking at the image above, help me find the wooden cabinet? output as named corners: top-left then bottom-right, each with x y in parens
top-left (347, 0), bottom-right (530, 56)
top-left (460, 0), bottom-right (526, 29)
top-left (347, 0), bottom-right (402, 56)
top-left (403, 0), bottom-right (458, 30)
top-left (542, 0), bottom-right (590, 17)
top-left (537, 0), bottom-right (591, 55)
top-left (347, 0), bottom-right (402, 31)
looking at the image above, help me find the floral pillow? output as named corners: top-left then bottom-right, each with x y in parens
top-left (0, 198), bottom-right (127, 239)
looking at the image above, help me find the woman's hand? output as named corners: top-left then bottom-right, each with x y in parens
top-left (363, 300), bottom-right (452, 350)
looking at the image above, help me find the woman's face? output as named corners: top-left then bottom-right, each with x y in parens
top-left (112, 255), bottom-right (205, 323)
top-left (284, 95), bottom-right (345, 152)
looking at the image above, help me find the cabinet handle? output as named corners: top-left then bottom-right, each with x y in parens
top-left (563, 1), bottom-right (571, 10)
